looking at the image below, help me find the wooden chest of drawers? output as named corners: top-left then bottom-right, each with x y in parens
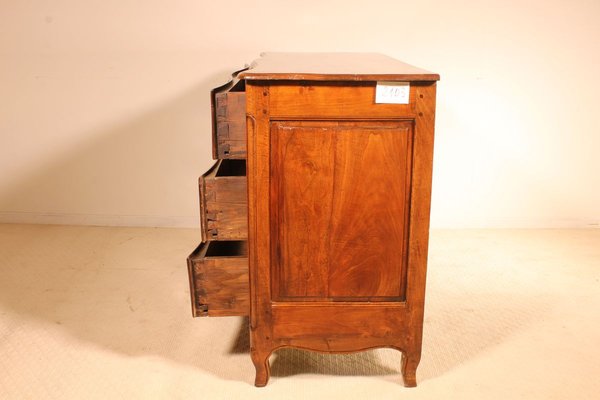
top-left (187, 52), bottom-right (439, 387)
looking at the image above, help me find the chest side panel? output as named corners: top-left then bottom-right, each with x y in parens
top-left (270, 120), bottom-right (413, 301)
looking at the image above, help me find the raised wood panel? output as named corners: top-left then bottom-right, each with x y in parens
top-left (270, 120), bottom-right (413, 301)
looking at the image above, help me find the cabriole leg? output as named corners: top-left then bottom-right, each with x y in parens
top-left (401, 350), bottom-right (421, 387)
top-left (251, 348), bottom-right (271, 387)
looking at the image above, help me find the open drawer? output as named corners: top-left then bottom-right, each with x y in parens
top-left (199, 159), bottom-right (248, 241)
top-left (187, 240), bottom-right (249, 317)
top-left (211, 78), bottom-right (247, 159)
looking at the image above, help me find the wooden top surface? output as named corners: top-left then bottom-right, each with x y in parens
top-left (238, 52), bottom-right (439, 82)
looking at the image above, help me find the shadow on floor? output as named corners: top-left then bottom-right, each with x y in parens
top-left (0, 226), bottom-right (555, 385)
top-left (221, 281), bottom-right (554, 383)
top-left (226, 317), bottom-right (399, 377)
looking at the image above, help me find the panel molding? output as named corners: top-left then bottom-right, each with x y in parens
top-left (269, 119), bottom-right (414, 302)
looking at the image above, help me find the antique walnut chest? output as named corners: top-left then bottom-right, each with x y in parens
top-left (187, 52), bottom-right (439, 387)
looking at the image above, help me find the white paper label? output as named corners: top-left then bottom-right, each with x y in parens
top-left (375, 82), bottom-right (410, 104)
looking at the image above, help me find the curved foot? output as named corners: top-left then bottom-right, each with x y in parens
top-left (401, 351), bottom-right (420, 388)
top-left (251, 349), bottom-right (271, 387)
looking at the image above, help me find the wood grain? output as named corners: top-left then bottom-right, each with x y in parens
top-left (247, 77), bottom-right (437, 387)
top-left (401, 82), bottom-right (437, 387)
top-left (195, 54), bottom-right (439, 388)
top-left (247, 82), bottom-right (276, 387)
top-left (210, 69), bottom-right (247, 159)
top-left (270, 120), bottom-right (413, 301)
top-left (187, 241), bottom-right (249, 317)
top-left (199, 160), bottom-right (248, 241)
top-left (271, 303), bottom-right (408, 339)
top-left (269, 82), bottom-right (416, 118)
top-left (213, 91), bottom-right (247, 159)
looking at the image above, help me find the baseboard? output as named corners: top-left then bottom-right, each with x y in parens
top-left (430, 217), bottom-right (600, 229)
top-left (0, 211), bottom-right (199, 228)
top-left (0, 211), bottom-right (598, 229)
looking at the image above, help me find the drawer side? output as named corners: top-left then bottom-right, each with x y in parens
top-left (213, 91), bottom-right (247, 159)
top-left (187, 241), bottom-right (249, 317)
top-left (199, 160), bottom-right (248, 241)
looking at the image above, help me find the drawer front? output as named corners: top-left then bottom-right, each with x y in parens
top-left (187, 241), bottom-right (249, 317)
top-left (199, 160), bottom-right (248, 241)
top-left (213, 91), bottom-right (247, 159)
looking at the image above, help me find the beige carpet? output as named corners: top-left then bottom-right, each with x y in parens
top-left (0, 224), bottom-right (598, 399)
